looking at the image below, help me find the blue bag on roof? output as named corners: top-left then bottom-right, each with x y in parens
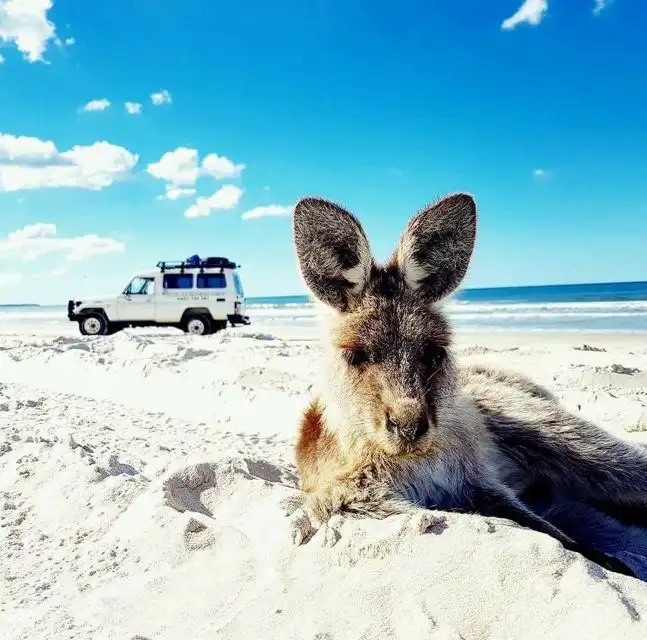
top-left (186, 254), bottom-right (201, 266)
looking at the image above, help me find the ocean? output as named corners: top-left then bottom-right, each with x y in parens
top-left (1, 281), bottom-right (647, 334)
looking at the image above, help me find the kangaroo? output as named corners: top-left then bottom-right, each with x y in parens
top-left (291, 192), bottom-right (647, 579)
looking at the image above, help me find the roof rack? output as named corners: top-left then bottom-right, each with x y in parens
top-left (157, 257), bottom-right (239, 272)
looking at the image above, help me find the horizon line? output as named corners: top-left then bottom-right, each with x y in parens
top-left (3, 278), bottom-right (646, 307)
top-left (248, 278), bottom-right (647, 300)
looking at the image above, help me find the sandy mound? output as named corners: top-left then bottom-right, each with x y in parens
top-left (6, 452), bottom-right (647, 639)
top-left (2, 329), bottom-right (647, 638)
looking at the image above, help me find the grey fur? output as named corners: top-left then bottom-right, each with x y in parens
top-left (394, 193), bottom-right (477, 300)
top-left (292, 193), bottom-right (647, 579)
top-left (293, 197), bottom-right (373, 312)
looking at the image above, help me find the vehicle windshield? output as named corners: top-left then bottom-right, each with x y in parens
top-left (123, 277), bottom-right (154, 295)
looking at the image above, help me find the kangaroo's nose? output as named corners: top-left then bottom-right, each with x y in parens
top-left (385, 399), bottom-right (429, 443)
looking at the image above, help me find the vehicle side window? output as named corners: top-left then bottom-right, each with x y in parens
top-left (196, 273), bottom-right (226, 289)
top-left (163, 274), bottom-right (193, 289)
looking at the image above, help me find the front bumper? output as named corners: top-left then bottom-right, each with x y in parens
top-left (67, 300), bottom-right (78, 321)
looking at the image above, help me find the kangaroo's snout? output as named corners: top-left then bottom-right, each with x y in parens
top-left (385, 398), bottom-right (430, 443)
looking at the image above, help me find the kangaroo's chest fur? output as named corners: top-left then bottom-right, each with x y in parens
top-left (295, 364), bottom-right (549, 513)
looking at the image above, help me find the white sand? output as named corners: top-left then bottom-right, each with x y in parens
top-left (2, 322), bottom-right (647, 639)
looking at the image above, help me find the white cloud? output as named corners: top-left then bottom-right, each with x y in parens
top-left (0, 53), bottom-right (4, 64)
top-left (201, 153), bottom-right (245, 180)
top-left (125, 101), bottom-right (142, 115)
top-left (0, 133), bottom-right (139, 192)
top-left (82, 98), bottom-right (110, 112)
top-left (241, 204), bottom-right (294, 221)
top-left (151, 89), bottom-right (172, 106)
top-left (0, 0), bottom-right (56, 63)
top-left (147, 147), bottom-right (199, 186)
top-left (63, 36), bottom-right (73, 45)
top-left (184, 185), bottom-right (243, 218)
top-left (262, 186), bottom-right (270, 192)
top-left (147, 147), bottom-right (245, 199)
top-left (0, 272), bottom-right (23, 287)
top-left (593, 0), bottom-right (608, 15)
top-left (0, 132), bottom-right (57, 160)
top-left (501, 0), bottom-right (548, 30)
top-left (156, 185), bottom-right (196, 201)
top-left (533, 168), bottom-right (548, 179)
top-left (0, 222), bottom-right (125, 261)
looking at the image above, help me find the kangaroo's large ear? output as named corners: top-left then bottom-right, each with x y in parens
top-left (293, 197), bottom-right (373, 312)
top-left (393, 193), bottom-right (476, 301)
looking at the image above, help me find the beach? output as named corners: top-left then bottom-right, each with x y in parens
top-left (2, 0), bottom-right (645, 635)
top-left (2, 297), bottom-right (647, 639)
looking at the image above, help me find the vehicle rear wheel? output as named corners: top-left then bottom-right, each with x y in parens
top-left (79, 313), bottom-right (108, 336)
top-left (183, 314), bottom-right (210, 336)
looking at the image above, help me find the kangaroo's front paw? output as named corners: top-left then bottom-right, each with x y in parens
top-left (320, 514), bottom-right (345, 547)
top-left (286, 487), bottom-right (345, 546)
top-left (287, 507), bottom-right (346, 547)
top-left (288, 507), bottom-right (317, 546)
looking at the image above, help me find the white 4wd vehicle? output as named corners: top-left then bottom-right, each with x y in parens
top-left (67, 256), bottom-right (250, 336)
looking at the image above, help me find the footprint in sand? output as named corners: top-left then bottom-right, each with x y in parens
top-left (182, 515), bottom-right (219, 550)
top-left (162, 457), bottom-right (300, 548)
top-left (93, 454), bottom-right (145, 482)
top-left (162, 458), bottom-right (297, 515)
top-left (234, 366), bottom-right (299, 391)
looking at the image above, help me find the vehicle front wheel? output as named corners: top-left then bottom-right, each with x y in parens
top-left (183, 314), bottom-right (210, 336)
top-left (79, 313), bottom-right (108, 336)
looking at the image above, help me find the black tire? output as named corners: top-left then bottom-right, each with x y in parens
top-left (183, 314), bottom-right (210, 336)
top-left (78, 313), bottom-right (108, 336)
top-left (212, 320), bottom-right (227, 333)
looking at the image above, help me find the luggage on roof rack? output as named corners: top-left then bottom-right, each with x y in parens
top-left (156, 256), bottom-right (239, 272)
top-left (203, 257), bottom-right (235, 268)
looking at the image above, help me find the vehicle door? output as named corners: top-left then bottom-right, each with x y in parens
top-left (196, 271), bottom-right (228, 320)
top-left (117, 277), bottom-right (156, 321)
top-left (156, 272), bottom-right (195, 322)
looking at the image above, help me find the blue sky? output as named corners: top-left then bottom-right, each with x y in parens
top-left (0, 0), bottom-right (646, 304)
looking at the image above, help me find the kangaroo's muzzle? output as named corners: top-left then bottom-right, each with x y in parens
top-left (385, 398), bottom-right (430, 443)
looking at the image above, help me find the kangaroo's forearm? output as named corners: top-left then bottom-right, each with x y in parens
top-left (469, 484), bottom-right (637, 579)
top-left (469, 484), bottom-right (574, 545)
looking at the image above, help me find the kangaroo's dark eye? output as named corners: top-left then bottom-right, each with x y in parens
top-left (342, 347), bottom-right (369, 367)
top-left (423, 344), bottom-right (446, 370)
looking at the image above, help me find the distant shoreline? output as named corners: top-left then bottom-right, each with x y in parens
top-left (2, 279), bottom-right (647, 309)
top-left (0, 304), bottom-right (41, 308)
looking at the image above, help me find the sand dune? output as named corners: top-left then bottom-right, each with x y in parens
top-left (2, 327), bottom-right (647, 639)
